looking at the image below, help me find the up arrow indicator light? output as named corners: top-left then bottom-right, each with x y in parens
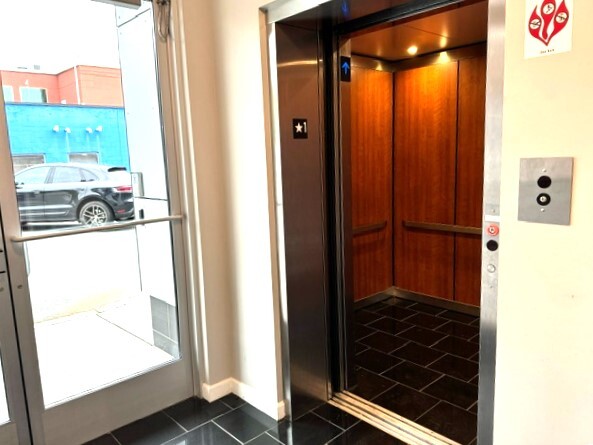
top-left (342, 61), bottom-right (350, 75)
top-left (340, 56), bottom-right (351, 82)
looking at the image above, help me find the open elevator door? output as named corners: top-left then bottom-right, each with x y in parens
top-left (274, 22), bottom-right (333, 419)
top-left (268, 0), bottom-right (500, 442)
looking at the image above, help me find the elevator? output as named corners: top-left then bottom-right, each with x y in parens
top-left (266, 0), bottom-right (501, 443)
top-left (350, 46), bottom-right (486, 307)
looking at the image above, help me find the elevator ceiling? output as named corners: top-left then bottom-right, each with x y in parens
top-left (351, 1), bottom-right (488, 62)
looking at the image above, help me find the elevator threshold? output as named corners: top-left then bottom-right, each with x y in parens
top-left (355, 287), bottom-right (480, 317)
top-left (330, 391), bottom-right (460, 445)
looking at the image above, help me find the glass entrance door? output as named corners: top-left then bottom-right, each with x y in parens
top-left (0, 1), bottom-right (193, 443)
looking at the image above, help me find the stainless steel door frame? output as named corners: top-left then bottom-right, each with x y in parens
top-left (271, 21), bottom-right (331, 419)
top-left (478, 0), bottom-right (505, 443)
top-left (334, 36), bottom-right (355, 391)
top-left (264, 1), bottom-right (505, 442)
top-left (0, 85), bottom-right (45, 444)
top-left (0, 208), bottom-right (31, 445)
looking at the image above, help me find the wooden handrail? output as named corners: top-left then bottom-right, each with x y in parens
top-left (353, 220), bottom-right (387, 236)
top-left (403, 220), bottom-right (481, 236)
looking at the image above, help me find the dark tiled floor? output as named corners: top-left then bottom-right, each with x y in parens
top-left (350, 295), bottom-right (479, 445)
top-left (84, 393), bottom-right (395, 445)
top-left (84, 295), bottom-right (479, 445)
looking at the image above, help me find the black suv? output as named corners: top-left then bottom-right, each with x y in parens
top-left (15, 163), bottom-right (135, 226)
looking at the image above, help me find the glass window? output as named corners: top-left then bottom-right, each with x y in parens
top-left (2, 85), bottom-right (13, 102)
top-left (15, 166), bottom-right (51, 185)
top-left (20, 87), bottom-right (48, 103)
top-left (52, 167), bottom-right (85, 183)
top-left (69, 153), bottom-right (99, 164)
top-left (2, 0), bottom-right (182, 410)
top-left (12, 154), bottom-right (45, 173)
top-left (81, 169), bottom-right (99, 182)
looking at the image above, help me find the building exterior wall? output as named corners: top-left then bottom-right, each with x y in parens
top-left (1, 66), bottom-right (123, 106)
top-left (78, 66), bottom-right (124, 106)
top-left (0, 71), bottom-right (60, 103)
top-left (57, 69), bottom-right (80, 105)
top-left (5, 103), bottom-right (129, 169)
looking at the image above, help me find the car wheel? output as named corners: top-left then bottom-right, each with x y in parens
top-left (79, 200), bottom-right (113, 227)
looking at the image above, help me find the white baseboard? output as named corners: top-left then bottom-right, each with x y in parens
top-left (201, 378), bottom-right (234, 402)
top-left (201, 378), bottom-right (286, 420)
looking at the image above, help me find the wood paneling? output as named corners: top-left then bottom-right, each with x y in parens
top-left (455, 56), bottom-right (487, 306)
top-left (394, 62), bottom-right (458, 300)
top-left (351, 67), bottom-right (393, 301)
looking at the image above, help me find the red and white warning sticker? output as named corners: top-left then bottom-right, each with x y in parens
top-left (525, 0), bottom-right (573, 59)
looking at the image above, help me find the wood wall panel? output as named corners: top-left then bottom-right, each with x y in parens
top-left (351, 67), bottom-right (393, 301)
top-left (394, 62), bottom-right (458, 300)
top-left (455, 56), bottom-right (487, 306)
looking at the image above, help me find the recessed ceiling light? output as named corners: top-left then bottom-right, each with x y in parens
top-left (438, 51), bottom-right (451, 63)
top-left (407, 45), bottom-right (418, 56)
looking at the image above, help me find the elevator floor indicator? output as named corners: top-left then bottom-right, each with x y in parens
top-left (341, 56), bottom-right (351, 82)
top-left (292, 118), bottom-right (308, 139)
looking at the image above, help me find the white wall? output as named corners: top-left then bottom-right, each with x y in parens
top-left (175, 0), bottom-right (284, 418)
top-left (173, 0), bottom-right (235, 393)
top-left (209, 0), bottom-right (283, 416)
top-left (494, 1), bottom-right (593, 444)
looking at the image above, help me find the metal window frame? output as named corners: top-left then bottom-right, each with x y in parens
top-left (67, 152), bottom-right (100, 164)
top-left (0, 86), bottom-right (31, 445)
top-left (18, 87), bottom-right (48, 104)
top-left (261, 0), bottom-right (504, 443)
top-left (1, 86), bottom-right (14, 102)
top-left (11, 154), bottom-right (46, 173)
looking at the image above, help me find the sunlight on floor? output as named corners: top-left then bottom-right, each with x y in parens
top-left (35, 305), bottom-right (174, 407)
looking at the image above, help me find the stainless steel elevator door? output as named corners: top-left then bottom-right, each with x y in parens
top-left (275, 23), bottom-right (330, 418)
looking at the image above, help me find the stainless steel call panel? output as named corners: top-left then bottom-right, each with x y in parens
top-left (518, 157), bottom-right (574, 225)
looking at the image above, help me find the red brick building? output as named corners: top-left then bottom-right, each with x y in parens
top-left (1, 66), bottom-right (123, 107)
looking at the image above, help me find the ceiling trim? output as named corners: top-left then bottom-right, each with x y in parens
top-left (335, 0), bottom-right (464, 35)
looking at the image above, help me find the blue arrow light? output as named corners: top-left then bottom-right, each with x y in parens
top-left (342, 61), bottom-right (350, 75)
top-left (341, 0), bottom-right (350, 16)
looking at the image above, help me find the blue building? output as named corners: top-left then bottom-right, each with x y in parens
top-left (5, 103), bottom-right (130, 171)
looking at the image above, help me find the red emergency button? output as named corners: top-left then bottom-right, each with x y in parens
top-left (486, 224), bottom-right (499, 236)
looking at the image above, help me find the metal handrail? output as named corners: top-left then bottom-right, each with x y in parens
top-left (353, 220), bottom-right (387, 236)
top-left (403, 220), bottom-right (481, 236)
top-left (11, 215), bottom-right (183, 243)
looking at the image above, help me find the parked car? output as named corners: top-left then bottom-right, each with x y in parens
top-left (15, 163), bottom-right (134, 226)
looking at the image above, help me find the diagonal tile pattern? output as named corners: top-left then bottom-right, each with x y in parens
top-left (85, 397), bottom-right (365, 445)
top-left (84, 295), bottom-right (479, 445)
top-left (351, 294), bottom-right (479, 445)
